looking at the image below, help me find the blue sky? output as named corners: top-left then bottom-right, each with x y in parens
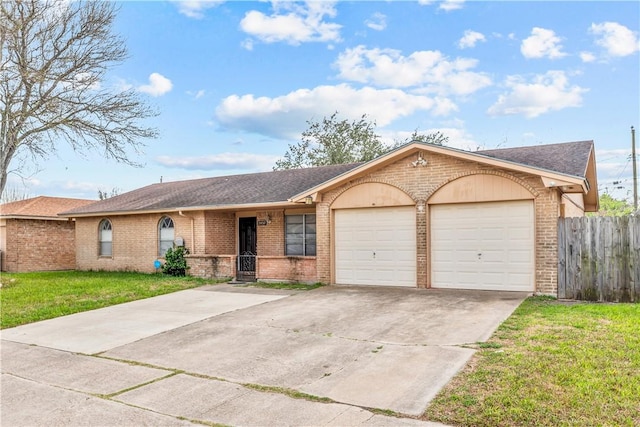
top-left (7, 0), bottom-right (640, 202)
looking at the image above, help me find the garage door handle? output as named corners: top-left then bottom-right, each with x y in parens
top-left (477, 253), bottom-right (482, 259)
top-left (373, 251), bottom-right (376, 259)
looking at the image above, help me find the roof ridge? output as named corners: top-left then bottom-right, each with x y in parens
top-left (478, 140), bottom-right (593, 153)
top-left (142, 162), bottom-right (366, 187)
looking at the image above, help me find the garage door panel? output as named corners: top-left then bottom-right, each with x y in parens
top-left (335, 207), bottom-right (416, 287)
top-left (431, 200), bottom-right (534, 292)
top-left (508, 250), bottom-right (531, 262)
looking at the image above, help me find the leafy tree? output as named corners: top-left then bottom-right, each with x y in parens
top-left (592, 193), bottom-right (635, 216)
top-left (274, 112), bottom-right (448, 170)
top-left (0, 0), bottom-right (158, 195)
top-left (274, 112), bottom-right (387, 170)
top-left (393, 129), bottom-right (449, 147)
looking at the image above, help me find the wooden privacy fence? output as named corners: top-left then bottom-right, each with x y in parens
top-left (558, 216), bottom-right (640, 302)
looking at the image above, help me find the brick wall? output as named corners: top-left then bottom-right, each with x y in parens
top-left (187, 254), bottom-right (235, 279)
top-left (75, 212), bottom-right (197, 273)
top-left (316, 151), bottom-right (561, 293)
top-left (257, 256), bottom-right (317, 283)
top-left (204, 211), bottom-right (235, 254)
top-left (256, 210), bottom-right (284, 256)
top-left (254, 210), bottom-right (318, 282)
top-left (3, 218), bottom-right (77, 272)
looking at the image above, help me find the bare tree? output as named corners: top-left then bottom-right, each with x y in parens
top-left (98, 187), bottom-right (120, 200)
top-left (0, 186), bottom-right (30, 203)
top-left (0, 0), bottom-right (158, 194)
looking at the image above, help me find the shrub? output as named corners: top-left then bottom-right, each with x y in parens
top-left (162, 246), bottom-right (189, 277)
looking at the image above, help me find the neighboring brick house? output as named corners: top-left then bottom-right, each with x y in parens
top-left (62, 140), bottom-right (598, 295)
top-left (0, 196), bottom-right (94, 272)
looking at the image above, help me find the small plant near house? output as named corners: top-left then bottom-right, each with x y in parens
top-left (162, 247), bottom-right (190, 277)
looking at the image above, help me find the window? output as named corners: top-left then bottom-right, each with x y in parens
top-left (285, 214), bottom-right (316, 256)
top-left (158, 216), bottom-right (175, 257)
top-left (99, 219), bottom-right (112, 256)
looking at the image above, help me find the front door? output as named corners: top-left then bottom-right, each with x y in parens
top-left (237, 217), bottom-right (257, 281)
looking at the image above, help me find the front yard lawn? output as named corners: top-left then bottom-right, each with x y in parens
top-left (424, 296), bottom-right (640, 426)
top-left (0, 271), bottom-right (214, 329)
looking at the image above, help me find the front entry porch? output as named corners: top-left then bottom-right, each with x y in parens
top-left (236, 217), bottom-right (257, 282)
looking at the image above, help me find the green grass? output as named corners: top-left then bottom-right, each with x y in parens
top-left (248, 281), bottom-right (325, 291)
top-left (424, 296), bottom-right (640, 427)
top-left (242, 383), bottom-right (334, 403)
top-left (0, 271), bottom-right (217, 329)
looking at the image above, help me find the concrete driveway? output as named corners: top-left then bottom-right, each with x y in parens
top-left (1, 284), bottom-right (527, 426)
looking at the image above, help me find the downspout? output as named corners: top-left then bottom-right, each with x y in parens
top-left (178, 211), bottom-right (195, 254)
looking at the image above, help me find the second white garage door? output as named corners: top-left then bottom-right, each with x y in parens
top-left (335, 206), bottom-right (416, 287)
top-left (431, 200), bottom-right (535, 291)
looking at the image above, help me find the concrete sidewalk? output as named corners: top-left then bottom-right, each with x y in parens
top-left (2, 285), bottom-right (526, 426)
top-left (1, 286), bottom-right (288, 354)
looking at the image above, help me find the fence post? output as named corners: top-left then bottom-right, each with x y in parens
top-left (557, 218), bottom-right (567, 298)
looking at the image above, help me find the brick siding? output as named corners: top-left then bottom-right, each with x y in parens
top-left (187, 255), bottom-right (236, 279)
top-left (76, 212), bottom-right (196, 273)
top-left (257, 256), bottom-right (317, 283)
top-left (73, 151), bottom-right (564, 293)
top-left (316, 151), bottom-right (561, 294)
top-left (3, 219), bottom-right (77, 272)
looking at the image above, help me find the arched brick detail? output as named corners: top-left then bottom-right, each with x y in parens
top-left (326, 177), bottom-right (418, 207)
top-left (425, 170), bottom-right (540, 202)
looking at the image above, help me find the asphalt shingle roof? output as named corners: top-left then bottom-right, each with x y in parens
top-left (64, 163), bottom-right (362, 215)
top-left (0, 196), bottom-right (94, 218)
top-left (477, 140), bottom-right (593, 178)
top-left (62, 140), bottom-right (594, 216)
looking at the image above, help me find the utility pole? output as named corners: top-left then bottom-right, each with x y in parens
top-left (633, 126), bottom-right (637, 211)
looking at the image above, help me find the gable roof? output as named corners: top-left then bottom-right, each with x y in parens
top-left (62, 163), bottom-right (362, 216)
top-left (1, 196), bottom-right (94, 220)
top-left (62, 139), bottom-right (598, 217)
top-left (289, 140), bottom-right (598, 211)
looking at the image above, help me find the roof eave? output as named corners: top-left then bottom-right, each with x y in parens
top-left (582, 145), bottom-right (599, 212)
top-left (2, 215), bottom-right (73, 221)
top-left (60, 200), bottom-right (304, 218)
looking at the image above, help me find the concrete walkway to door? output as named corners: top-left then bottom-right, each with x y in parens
top-left (1, 284), bottom-right (527, 426)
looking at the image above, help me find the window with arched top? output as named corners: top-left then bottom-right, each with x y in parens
top-left (158, 216), bottom-right (175, 257)
top-left (99, 219), bottom-right (112, 256)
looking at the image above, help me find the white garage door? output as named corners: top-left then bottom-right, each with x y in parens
top-left (431, 200), bottom-right (534, 291)
top-left (335, 206), bottom-right (416, 287)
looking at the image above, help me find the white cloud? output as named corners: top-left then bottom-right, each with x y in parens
top-left (187, 89), bottom-right (205, 99)
top-left (439, 0), bottom-right (465, 12)
top-left (239, 1), bottom-right (341, 46)
top-left (215, 84), bottom-right (445, 139)
top-left (138, 73), bottom-right (173, 97)
top-left (173, 0), bottom-right (224, 19)
top-left (580, 51), bottom-right (596, 63)
top-left (417, 0), bottom-right (464, 11)
top-left (521, 27), bottom-right (567, 59)
top-left (590, 22), bottom-right (640, 57)
top-left (366, 12), bottom-right (387, 31)
top-left (334, 45), bottom-right (491, 96)
top-left (73, 72), bottom-right (101, 91)
top-left (156, 152), bottom-right (280, 171)
top-left (114, 78), bottom-right (133, 93)
top-left (487, 70), bottom-right (588, 118)
top-left (458, 30), bottom-right (486, 49)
